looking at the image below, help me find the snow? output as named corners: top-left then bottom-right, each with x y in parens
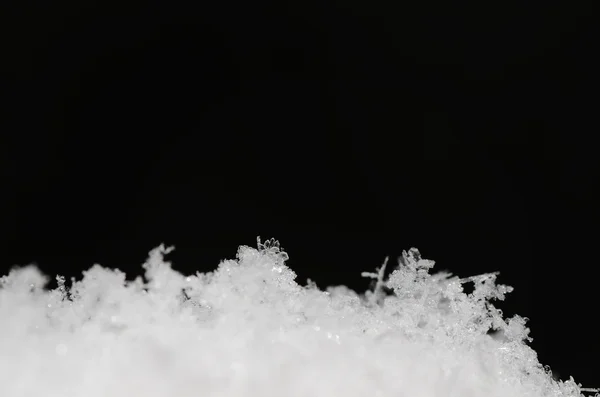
top-left (0, 237), bottom-right (597, 397)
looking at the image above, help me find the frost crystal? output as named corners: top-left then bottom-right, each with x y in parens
top-left (0, 240), bottom-right (596, 397)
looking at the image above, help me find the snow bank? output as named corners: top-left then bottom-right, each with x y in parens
top-left (0, 238), bottom-right (596, 397)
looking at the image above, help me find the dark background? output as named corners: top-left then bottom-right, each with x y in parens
top-left (1, 0), bottom-right (597, 387)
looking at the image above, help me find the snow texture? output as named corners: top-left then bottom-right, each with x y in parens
top-left (0, 238), bottom-right (597, 397)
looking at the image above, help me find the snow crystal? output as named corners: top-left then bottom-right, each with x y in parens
top-left (0, 237), bottom-right (597, 397)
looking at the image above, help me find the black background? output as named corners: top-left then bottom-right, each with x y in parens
top-left (2, 0), bottom-right (598, 387)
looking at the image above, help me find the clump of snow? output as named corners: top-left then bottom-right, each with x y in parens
top-left (0, 238), bottom-right (597, 397)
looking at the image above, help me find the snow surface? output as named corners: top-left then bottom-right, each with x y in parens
top-left (0, 238), bottom-right (597, 397)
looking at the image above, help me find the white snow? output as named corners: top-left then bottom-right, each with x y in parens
top-left (0, 238), bottom-right (597, 397)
